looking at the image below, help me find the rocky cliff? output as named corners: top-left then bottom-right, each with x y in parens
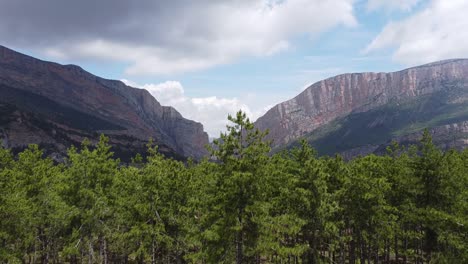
top-left (255, 59), bottom-right (468, 155)
top-left (0, 45), bottom-right (209, 160)
top-left (337, 120), bottom-right (468, 160)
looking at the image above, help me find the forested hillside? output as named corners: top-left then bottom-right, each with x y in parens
top-left (1, 111), bottom-right (467, 263)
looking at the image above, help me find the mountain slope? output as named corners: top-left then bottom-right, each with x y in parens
top-left (0, 45), bottom-right (209, 160)
top-left (255, 59), bottom-right (468, 156)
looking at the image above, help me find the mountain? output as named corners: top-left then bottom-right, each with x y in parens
top-left (0, 45), bottom-right (209, 161)
top-left (255, 59), bottom-right (468, 157)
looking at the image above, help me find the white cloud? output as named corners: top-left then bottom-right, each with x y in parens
top-left (22, 0), bottom-right (357, 75)
top-left (366, 0), bottom-right (422, 12)
top-left (122, 80), bottom-right (273, 137)
top-left (365, 0), bottom-right (468, 65)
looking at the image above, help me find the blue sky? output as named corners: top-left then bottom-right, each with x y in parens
top-left (2, 0), bottom-right (467, 136)
top-left (71, 1), bottom-right (408, 98)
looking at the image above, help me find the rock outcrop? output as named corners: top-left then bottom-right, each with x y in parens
top-left (338, 121), bottom-right (468, 160)
top-left (256, 59), bottom-right (468, 151)
top-left (0, 45), bottom-right (209, 160)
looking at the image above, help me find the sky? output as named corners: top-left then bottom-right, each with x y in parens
top-left (1, 0), bottom-right (468, 137)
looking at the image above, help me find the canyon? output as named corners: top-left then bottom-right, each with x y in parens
top-left (0, 45), bottom-right (209, 161)
top-left (255, 59), bottom-right (468, 155)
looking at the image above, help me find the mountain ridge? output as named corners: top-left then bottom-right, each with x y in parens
top-left (0, 45), bottom-right (209, 160)
top-left (255, 59), bottom-right (468, 156)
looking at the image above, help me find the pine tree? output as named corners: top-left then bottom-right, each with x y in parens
top-left (412, 130), bottom-right (444, 261)
top-left (62, 135), bottom-right (119, 263)
top-left (1, 113), bottom-right (468, 263)
top-left (205, 111), bottom-right (270, 263)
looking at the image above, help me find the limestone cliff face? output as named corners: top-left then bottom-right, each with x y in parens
top-left (255, 59), bottom-right (468, 148)
top-left (0, 45), bottom-right (209, 160)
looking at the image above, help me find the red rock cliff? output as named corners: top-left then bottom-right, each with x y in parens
top-left (255, 59), bottom-right (468, 147)
top-left (0, 45), bottom-right (209, 159)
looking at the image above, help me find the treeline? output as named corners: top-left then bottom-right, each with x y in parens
top-left (0, 111), bottom-right (467, 264)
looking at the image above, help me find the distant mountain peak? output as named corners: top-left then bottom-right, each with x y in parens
top-left (255, 59), bottom-right (468, 157)
top-left (0, 45), bottom-right (209, 160)
top-left (414, 58), bottom-right (468, 68)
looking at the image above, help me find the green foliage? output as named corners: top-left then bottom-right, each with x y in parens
top-left (283, 90), bottom-right (468, 156)
top-left (0, 113), bottom-right (467, 263)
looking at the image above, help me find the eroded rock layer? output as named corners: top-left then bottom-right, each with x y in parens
top-left (0, 45), bottom-right (209, 160)
top-left (256, 59), bottom-right (468, 155)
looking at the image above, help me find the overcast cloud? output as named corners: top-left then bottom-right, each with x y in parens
top-left (365, 0), bottom-right (468, 65)
top-left (0, 0), bottom-right (357, 75)
top-left (3, 0), bottom-right (468, 136)
top-left (122, 80), bottom-right (272, 137)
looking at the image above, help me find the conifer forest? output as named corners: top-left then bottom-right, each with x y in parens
top-left (1, 112), bottom-right (467, 264)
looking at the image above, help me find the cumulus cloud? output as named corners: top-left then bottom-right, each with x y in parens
top-left (122, 80), bottom-right (271, 137)
top-left (0, 0), bottom-right (357, 75)
top-left (366, 0), bottom-right (422, 12)
top-left (364, 0), bottom-right (468, 65)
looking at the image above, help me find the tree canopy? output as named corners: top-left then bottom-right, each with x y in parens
top-left (0, 112), bottom-right (467, 263)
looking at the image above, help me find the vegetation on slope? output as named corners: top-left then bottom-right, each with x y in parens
top-left (0, 111), bottom-right (467, 263)
top-left (284, 88), bottom-right (468, 156)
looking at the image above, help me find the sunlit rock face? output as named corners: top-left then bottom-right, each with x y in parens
top-left (256, 59), bottom-right (468, 151)
top-left (0, 45), bottom-right (209, 161)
